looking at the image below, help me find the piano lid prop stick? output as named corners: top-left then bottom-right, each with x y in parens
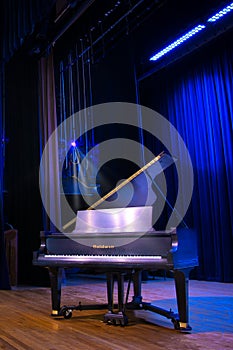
top-left (62, 152), bottom-right (164, 231)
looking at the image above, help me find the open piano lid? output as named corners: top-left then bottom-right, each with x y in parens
top-left (72, 152), bottom-right (176, 234)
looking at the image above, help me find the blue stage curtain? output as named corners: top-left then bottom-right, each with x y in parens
top-left (141, 40), bottom-right (233, 282)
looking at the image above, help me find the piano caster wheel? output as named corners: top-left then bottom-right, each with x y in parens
top-left (60, 306), bottom-right (73, 319)
top-left (64, 309), bottom-right (73, 319)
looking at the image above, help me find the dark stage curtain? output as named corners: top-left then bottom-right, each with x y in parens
top-left (2, 0), bottom-right (55, 62)
top-left (140, 36), bottom-right (233, 282)
top-left (0, 64), bottom-right (11, 289)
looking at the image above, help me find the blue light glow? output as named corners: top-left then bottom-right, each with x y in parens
top-left (149, 2), bottom-right (233, 63)
top-left (149, 25), bottom-right (206, 62)
top-left (207, 2), bottom-right (233, 22)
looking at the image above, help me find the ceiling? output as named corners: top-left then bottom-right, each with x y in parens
top-left (26, 0), bottom-right (168, 57)
top-left (2, 0), bottom-right (232, 64)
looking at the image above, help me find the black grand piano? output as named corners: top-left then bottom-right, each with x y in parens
top-left (33, 153), bottom-right (198, 331)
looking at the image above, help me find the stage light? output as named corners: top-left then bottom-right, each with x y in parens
top-left (149, 25), bottom-right (206, 61)
top-left (207, 2), bottom-right (233, 22)
top-left (71, 141), bottom-right (76, 147)
top-left (148, 2), bottom-right (233, 64)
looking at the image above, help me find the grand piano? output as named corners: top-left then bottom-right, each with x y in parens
top-left (33, 152), bottom-right (198, 331)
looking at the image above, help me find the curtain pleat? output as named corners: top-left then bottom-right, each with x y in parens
top-left (39, 51), bottom-right (61, 232)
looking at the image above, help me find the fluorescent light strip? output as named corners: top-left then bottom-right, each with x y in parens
top-left (149, 24), bottom-right (205, 61)
top-left (207, 2), bottom-right (233, 22)
top-left (149, 2), bottom-right (233, 63)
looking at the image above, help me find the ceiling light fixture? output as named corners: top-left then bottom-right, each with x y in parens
top-left (149, 2), bottom-right (233, 62)
top-left (207, 2), bottom-right (233, 22)
top-left (149, 24), bottom-right (205, 61)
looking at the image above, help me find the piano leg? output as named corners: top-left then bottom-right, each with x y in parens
top-left (117, 272), bottom-right (125, 313)
top-left (125, 270), bottom-right (143, 308)
top-left (132, 270), bottom-right (143, 304)
top-left (48, 267), bottom-right (63, 316)
top-left (106, 272), bottom-right (114, 313)
top-left (173, 268), bottom-right (192, 331)
top-left (125, 268), bottom-right (192, 332)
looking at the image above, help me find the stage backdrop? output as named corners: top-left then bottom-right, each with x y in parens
top-left (138, 30), bottom-right (233, 282)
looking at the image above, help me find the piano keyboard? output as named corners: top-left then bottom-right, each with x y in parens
top-left (39, 254), bottom-right (163, 265)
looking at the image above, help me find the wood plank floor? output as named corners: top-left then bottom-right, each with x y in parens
top-left (0, 275), bottom-right (233, 349)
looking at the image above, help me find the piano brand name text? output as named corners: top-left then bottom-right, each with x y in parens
top-left (92, 244), bottom-right (115, 249)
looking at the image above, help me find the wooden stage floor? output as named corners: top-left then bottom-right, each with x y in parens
top-left (0, 275), bottom-right (233, 349)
